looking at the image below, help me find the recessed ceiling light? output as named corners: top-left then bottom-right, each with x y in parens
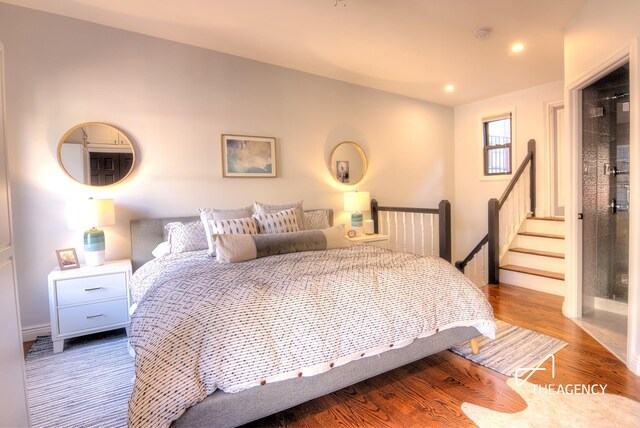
top-left (445, 85), bottom-right (455, 93)
top-left (511, 43), bottom-right (525, 53)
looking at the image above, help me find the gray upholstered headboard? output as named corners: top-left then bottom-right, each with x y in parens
top-left (130, 209), bottom-right (333, 272)
top-left (130, 216), bottom-right (198, 272)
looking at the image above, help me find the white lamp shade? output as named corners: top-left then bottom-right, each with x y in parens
top-left (343, 191), bottom-right (370, 212)
top-left (86, 198), bottom-right (115, 228)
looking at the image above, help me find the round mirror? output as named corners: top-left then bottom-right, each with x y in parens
top-left (329, 141), bottom-right (367, 185)
top-left (57, 123), bottom-right (135, 187)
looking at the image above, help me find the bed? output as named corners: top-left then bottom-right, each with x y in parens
top-left (127, 202), bottom-right (495, 427)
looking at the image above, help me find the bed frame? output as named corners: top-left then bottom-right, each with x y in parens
top-left (129, 202), bottom-right (481, 427)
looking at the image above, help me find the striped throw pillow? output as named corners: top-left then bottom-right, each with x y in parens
top-left (209, 217), bottom-right (258, 235)
top-left (253, 208), bottom-right (300, 234)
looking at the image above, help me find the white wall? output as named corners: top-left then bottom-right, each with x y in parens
top-left (564, 0), bottom-right (640, 375)
top-left (0, 4), bottom-right (454, 331)
top-left (453, 81), bottom-right (563, 260)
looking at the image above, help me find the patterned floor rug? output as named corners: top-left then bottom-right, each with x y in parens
top-left (463, 377), bottom-right (640, 427)
top-left (449, 319), bottom-right (568, 376)
top-left (24, 329), bottom-right (133, 428)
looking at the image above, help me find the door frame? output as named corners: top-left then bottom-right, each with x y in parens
top-left (544, 99), bottom-right (565, 217)
top-left (0, 40), bottom-right (32, 426)
top-left (564, 40), bottom-right (640, 375)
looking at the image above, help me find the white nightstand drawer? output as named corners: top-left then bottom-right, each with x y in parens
top-left (56, 272), bottom-right (127, 306)
top-left (58, 298), bottom-right (129, 334)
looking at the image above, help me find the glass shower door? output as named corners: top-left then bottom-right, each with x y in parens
top-left (580, 64), bottom-right (629, 362)
top-left (582, 65), bottom-right (630, 309)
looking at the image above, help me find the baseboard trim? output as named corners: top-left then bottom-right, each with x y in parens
top-left (629, 352), bottom-right (640, 376)
top-left (22, 323), bottom-right (51, 341)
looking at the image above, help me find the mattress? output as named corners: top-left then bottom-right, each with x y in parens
top-left (127, 245), bottom-right (495, 427)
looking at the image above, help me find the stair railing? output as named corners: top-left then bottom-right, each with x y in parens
top-left (372, 199), bottom-right (451, 262)
top-left (457, 139), bottom-right (536, 285)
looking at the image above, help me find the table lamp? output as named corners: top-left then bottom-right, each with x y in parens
top-left (343, 191), bottom-right (370, 236)
top-left (84, 198), bottom-right (115, 266)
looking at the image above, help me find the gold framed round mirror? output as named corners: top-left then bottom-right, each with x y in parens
top-left (57, 122), bottom-right (135, 187)
top-left (329, 141), bottom-right (367, 185)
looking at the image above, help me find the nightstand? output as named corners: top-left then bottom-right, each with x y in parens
top-left (347, 233), bottom-right (389, 249)
top-left (47, 259), bottom-right (132, 353)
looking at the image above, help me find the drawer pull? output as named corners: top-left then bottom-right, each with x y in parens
top-left (86, 314), bottom-right (104, 319)
top-left (84, 287), bottom-right (104, 292)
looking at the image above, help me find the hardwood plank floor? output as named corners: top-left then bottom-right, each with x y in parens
top-left (249, 284), bottom-right (640, 427)
top-left (23, 340), bottom-right (34, 359)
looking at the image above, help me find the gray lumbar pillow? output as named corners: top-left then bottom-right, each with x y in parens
top-left (214, 225), bottom-right (348, 263)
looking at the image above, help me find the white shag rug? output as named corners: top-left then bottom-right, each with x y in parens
top-left (462, 377), bottom-right (640, 428)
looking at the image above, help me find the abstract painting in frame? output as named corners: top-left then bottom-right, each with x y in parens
top-left (221, 134), bottom-right (277, 177)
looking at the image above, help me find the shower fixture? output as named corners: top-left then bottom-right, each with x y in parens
top-left (610, 198), bottom-right (629, 214)
top-left (604, 163), bottom-right (629, 176)
top-left (610, 92), bottom-right (629, 100)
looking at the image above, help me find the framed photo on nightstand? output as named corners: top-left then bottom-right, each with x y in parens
top-left (55, 248), bottom-right (79, 271)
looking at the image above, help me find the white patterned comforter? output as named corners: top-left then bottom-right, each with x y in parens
top-left (127, 245), bottom-right (495, 427)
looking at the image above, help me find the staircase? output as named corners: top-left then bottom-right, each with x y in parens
top-left (500, 217), bottom-right (565, 296)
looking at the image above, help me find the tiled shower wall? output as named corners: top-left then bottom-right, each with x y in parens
top-left (582, 65), bottom-right (630, 310)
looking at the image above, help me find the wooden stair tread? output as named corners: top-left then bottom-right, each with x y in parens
top-left (509, 247), bottom-right (565, 259)
top-left (500, 264), bottom-right (565, 281)
top-left (518, 231), bottom-right (564, 240)
top-left (528, 216), bottom-right (565, 222)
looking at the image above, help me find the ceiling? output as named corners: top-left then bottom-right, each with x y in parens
top-left (1, 0), bottom-right (587, 106)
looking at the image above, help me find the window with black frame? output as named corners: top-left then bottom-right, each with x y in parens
top-left (483, 113), bottom-right (512, 175)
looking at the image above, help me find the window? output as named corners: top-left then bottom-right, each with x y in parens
top-left (483, 113), bottom-right (512, 175)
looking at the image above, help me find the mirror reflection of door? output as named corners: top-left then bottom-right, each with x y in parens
top-left (89, 152), bottom-right (133, 186)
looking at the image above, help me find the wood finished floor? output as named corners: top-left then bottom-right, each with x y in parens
top-left (247, 284), bottom-right (640, 427)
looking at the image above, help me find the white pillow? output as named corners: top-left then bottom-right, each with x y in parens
top-left (151, 241), bottom-right (170, 258)
top-left (253, 208), bottom-right (300, 234)
top-left (254, 200), bottom-right (305, 230)
top-left (199, 206), bottom-right (254, 255)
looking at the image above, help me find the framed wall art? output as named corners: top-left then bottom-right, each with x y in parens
top-left (221, 134), bottom-right (276, 177)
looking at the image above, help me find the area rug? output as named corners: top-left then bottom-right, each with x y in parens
top-left (24, 330), bottom-right (133, 428)
top-left (462, 377), bottom-right (640, 427)
top-left (450, 319), bottom-right (568, 376)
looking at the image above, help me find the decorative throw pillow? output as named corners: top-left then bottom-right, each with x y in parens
top-left (209, 217), bottom-right (258, 235)
top-left (199, 206), bottom-right (254, 255)
top-left (254, 200), bottom-right (305, 230)
top-left (164, 221), bottom-right (208, 254)
top-left (304, 209), bottom-right (332, 230)
top-left (215, 225), bottom-right (348, 263)
top-left (253, 208), bottom-right (300, 234)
